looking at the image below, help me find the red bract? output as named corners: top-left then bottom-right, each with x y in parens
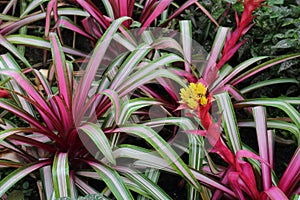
top-left (216, 0), bottom-right (265, 70)
top-left (198, 95), bottom-right (212, 130)
top-left (0, 89), bottom-right (10, 98)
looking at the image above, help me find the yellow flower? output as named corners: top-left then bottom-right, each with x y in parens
top-left (180, 82), bottom-right (208, 110)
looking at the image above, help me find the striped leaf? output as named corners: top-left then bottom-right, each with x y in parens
top-left (180, 20), bottom-right (192, 73)
top-left (108, 144), bottom-right (236, 198)
top-left (101, 0), bottom-right (114, 19)
top-left (52, 152), bottom-right (71, 198)
top-left (0, 127), bottom-right (41, 142)
top-left (235, 99), bottom-right (300, 128)
top-left (85, 160), bottom-right (134, 200)
top-left (0, 69), bottom-right (56, 121)
top-left (276, 97), bottom-right (300, 105)
top-left (0, 54), bottom-right (35, 116)
top-left (139, 0), bottom-right (172, 34)
top-left (0, 160), bottom-right (51, 197)
top-left (203, 27), bottom-right (228, 80)
top-left (74, 176), bottom-right (98, 195)
top-left (116, 53), bottom-right (184, 92)
top-left (278, 147), bottom-right (300, 196)
top-left (76, 170), bottom-right (151, 199)
top-left (252, 106), bottom-right (272, 191)
top-left (210, 63), bottom-right (233, 91)
top-left (104, 144), bottom-right (169, 169)
top-left (73, 17), bottom-right (130, 117)
top-left (238, 120), bottom-right (299, 145)
top-left (260, 187), bottom-right (289, 200)
top-left (100, 89), bottom-right (121, 124)
top-left (137, 168), bottom-right (160, 200)
top-left (1, 8), bottom-right (89, 35)
top-left (55, 16), bottom-right (96, 41)
top-left (40, 165), bottom-right (54, 200)
top-left (110, 43), bottom-right (152, 90)
top-left (231, 53), bottom-right (300, 86)
top-left (118, 98), bottom-right (162, 124)
top-left (119, 69), bottom-right (186, 97)
top-left (240, 78), bottom-right (299, 94)
top-left (132, 152), bottom-right (236, 198)
top-left (20, 0), bottom-right (48, 17)
top-left (6, 34), bottom-right (88, 57)
top-left (215, 92), bottom-right (242, 153)
top-left (113, 32), bottom-right (136, 51)
top-left (79, 123), bottom-right (115, 165)
top-left (0, 99), bottom-right (61, 143)
top-left (0, 34), bottom-right (31, 68)
top-left (216, 56), bottom-right (268, 90)
top-left (115, 166), bottom-right (172, 200)
top-left (0, 13), bottom-right (19, 21)
top-left (50, 32), bottom-right (72, 108)
top-left (112, 124), bottom-right (201, 190)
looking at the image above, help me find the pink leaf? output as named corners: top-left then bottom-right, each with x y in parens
top-left (278, 147), bottom-right (300, 196)
top-left (228, 172), bottom-right (246, 200)
top-left (76, 0), bottom-right (110, 29)
top-left (260, 187), bottom-right (289, 200)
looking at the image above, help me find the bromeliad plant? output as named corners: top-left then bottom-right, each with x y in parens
top-left (0, 17), bottom-right (206, 199)
top-left (171, 0), bottom-right (300, 199)
top-left (0, 0), bottom-right (299, 200)
top-left (0, 15), bottom-right (238, 199)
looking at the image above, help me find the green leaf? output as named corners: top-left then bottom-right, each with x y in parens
top-left (112, 124), bottom-right (201, 190)
top-left (52, 152), bottom-right (71, 198)
top-left (73, 16), bottom-right (130, 119)
top-left (180, 20), bottom-right (192, 73)
top-left (6, 34), bottom-right (87, 57)
top-left (86, 161), bottom-right (134, 200)
top-left (252, 106), bottom-right (272, 190)
top-left (238, 120), bottom-right (299, 145)
top-left (240, 78), bottom-right (299, 94)
top-left (115, 166), bottom-right (172, 200)
top-left (0, 53), bottom-right (36, 117)
top-left (118, 98), bottom-right (162, 124)
top-left (0, 34), bottom-right (31, 68)
top-left (79, 123), bottom-right (115, 165)
top-left (215, 92), bottom-right (242, 153)
top-left (0, 161), bottom-right (50, 197)
top-left (235, 99), bottom-right (300, 128)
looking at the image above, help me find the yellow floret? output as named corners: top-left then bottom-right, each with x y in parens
top-left (179, 82), bottom-right (208, 110)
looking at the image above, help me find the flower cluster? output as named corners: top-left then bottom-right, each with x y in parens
top-left (180, 82), bottom-right (208, 110)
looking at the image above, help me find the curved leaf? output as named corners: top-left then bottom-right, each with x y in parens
top-left (79, 123), bottom-right (115, 165)
top-left (112, 124), bottom-right (201, 190)
top-left (49, 32), bottom-right (71, 108)
top-left (100, 89), bottom-right (121, 125)
top-left (0, 34), bottom-right (31, 68)
top-left (73, 17), bottom-right (130, 116)
top-left (231, 53), bottom-right (300, 86)
top-left (240, 78), bottom-right (299, 94)
top-left (6, 34), bottom-right (88, 57)
top-left (84, 160), bottom-right (134, 200)
top-left (235, 99), bottom-right (300, 128)
top-left (115, 166), bottom-right (172, 200)
top-left (52, 152), bottom-right (71, 198)
top-left (0, 160), bottom-right (51, 197)
top-left (215, 92), bottom-right (242, 153)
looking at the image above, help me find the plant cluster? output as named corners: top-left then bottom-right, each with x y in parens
top-left (0, 0), bottom-right (299, 200)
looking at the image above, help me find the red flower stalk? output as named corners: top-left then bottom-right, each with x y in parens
top-left (216, 0), bottom-right (265, 70)
top-left (0, 89), bottom-right (10, 98)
